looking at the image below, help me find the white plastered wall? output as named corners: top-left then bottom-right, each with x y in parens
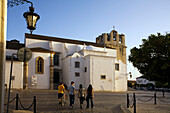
top-left (28, 52), bottom-right (50, 89)
top-left (62, 56), bottom-right (70, 87)
top-left (25, 37), bottom-right (127, 91)
top-left (69, 53), bottom-right (85, 89)
top-left (26, 38), bottom-right (50, 49)
top-left (6, 49), bottom-right (17, 56)
top-left (86, 55), bottom-right (115, 91)
top-left (5, 61), bottom-right (23, 89)
top-left (115, 60), bottom-right (127, 91)
top-left (83, 57), bottom-right (90, 89)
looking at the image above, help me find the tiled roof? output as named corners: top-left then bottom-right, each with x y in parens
top-left (25, 33), bottom-right (115, 49)
top-left (6, 47), bottom-right (56, 61)
top-left (30, 47), bottom-right (56, 53)
top-left (6, 40), bottom-right (25, 50)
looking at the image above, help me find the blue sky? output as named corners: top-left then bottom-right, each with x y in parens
top-left (7, 0), bottom-right (170, 80)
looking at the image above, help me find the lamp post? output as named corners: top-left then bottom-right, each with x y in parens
top-left (23, 0), bottom-right (40, 34)
top-left (23, 0), bottom-right (40, 89)
top-left (4, 0), bottom-right (40, 112)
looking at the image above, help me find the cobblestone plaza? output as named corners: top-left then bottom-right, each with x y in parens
top-left (3, 90), bottom-right (170, 113)
top-left (4, 90), bottom-right (125, 113)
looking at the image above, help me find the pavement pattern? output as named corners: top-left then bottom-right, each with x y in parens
top-left (3, 90), bottom-right (170, 113)
top-left (4, 90), bottom-right (126, 113)
top-left (127, 91), bottom-right (170, 113)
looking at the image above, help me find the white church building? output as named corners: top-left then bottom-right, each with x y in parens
top-left (5, 29), bottom-right (127, 91)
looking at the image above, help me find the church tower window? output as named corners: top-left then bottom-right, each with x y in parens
top-left (36, 57), bottom-right (44, 74)
top-left (113, 32), bottom-right (116, 41)
top-left (107, 34), bottom-right (110, 41)
top-left (101, 37), bottom-right (103, 43)
top-left (119, 35), bottom-right (122, 43)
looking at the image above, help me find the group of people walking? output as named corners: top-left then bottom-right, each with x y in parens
top-left (57, 81), bottom-right (94, 109)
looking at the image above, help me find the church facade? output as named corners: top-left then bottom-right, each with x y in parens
top-left (5, 29), bottom-right (127, 91)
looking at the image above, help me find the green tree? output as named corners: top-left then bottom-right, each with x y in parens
top-left (129, 33), bottom-right (170, 87)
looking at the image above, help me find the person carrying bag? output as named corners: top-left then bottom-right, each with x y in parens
top-left (77, 84), bottom-right (86, 109)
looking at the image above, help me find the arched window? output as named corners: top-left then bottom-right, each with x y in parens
top-left (119, 35), bottom-right (122, 43)
top-left (113, 32), bottom-right (116, 41)
top-left (107, 33), bottom-right (110, 41)
top-left (36, 57), bottom-right (44, 74)
top-left (130, 75), bottom-right (132, 78)
top-left (101, 36), bottom-right (103, 42)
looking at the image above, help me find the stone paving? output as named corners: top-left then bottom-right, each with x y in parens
top-left (4, 90), bottom-right (126, 113)
top-left (127, 91), bottom-right (170, 113)
top-left (4, 90), bottom-right (170, 113)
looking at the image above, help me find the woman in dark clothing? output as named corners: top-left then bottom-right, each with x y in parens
top-left (77, 84), bottom-right (85, 109)
top-left (86, 84), bottom-right (94, 108)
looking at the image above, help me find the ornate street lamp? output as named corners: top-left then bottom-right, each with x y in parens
top-left (5, 1), bottom-right (40, 113)
top-left (23, 0), bottom-right (40, 34)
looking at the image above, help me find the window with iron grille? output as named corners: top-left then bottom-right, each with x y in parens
top-left (54, 53), bottom-right (59, 66)
top-left (75, 62), bottom-right (80, 68)
top-left (75, 72), bottom-right (80, 77)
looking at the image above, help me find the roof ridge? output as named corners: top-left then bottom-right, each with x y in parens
top-left (25, 33), bottom-right (115, 49)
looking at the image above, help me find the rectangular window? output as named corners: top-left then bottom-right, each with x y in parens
top-left (75, 62), bottom-right (80, 68)
top-left (85, 67), bottom-right (87, 72)
top-left (115, 63), bottom-right (119, 71)
top-left (101, 75), bottom-right (106, 79)
top-left (11, 76), bottom-right (15, 80)
top-left (75, 72), bottom-right (80, 77)
top-left (54, 54), bottom-right (59, 66)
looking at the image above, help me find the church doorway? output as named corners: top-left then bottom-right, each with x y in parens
top-left (53, 71), bottom-right (60, 89)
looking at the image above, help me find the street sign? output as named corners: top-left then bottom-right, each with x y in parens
top-left (17, 47), bottom-right (32, 62)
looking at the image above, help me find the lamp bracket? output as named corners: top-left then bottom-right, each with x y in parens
top-left (7, 0), bottom-right (33, 8)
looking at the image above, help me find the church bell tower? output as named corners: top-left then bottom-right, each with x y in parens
top-left (96, 28), bottom-right (126, 64)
